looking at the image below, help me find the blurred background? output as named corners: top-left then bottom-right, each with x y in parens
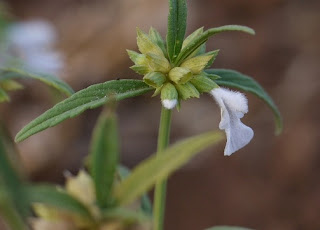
top-left (0, 0), bottom-right (320, 229)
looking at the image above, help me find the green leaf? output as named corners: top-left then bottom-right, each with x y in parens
top-left (149, 27), bottom-right (168, 59)
top-left (190, 74), bottom-right (218, 93)
top-left (0, 124), bottom-right (28, 217)
top-left (15, 80), bottom-right (152, 142)
top-left (205, 226), bottom-right (253, 230)
top-left (114, 131), bottom-right (224, 205)
top-left (167, 0), bottom-right (187, 62)
top-left (90, 108), bottom-right (119, 208)
top-left (0, 80), bottom-right (24, 91)
top-left (101, 207), bottom-right (150, 223)
top-left (0, 87), bottom-right (9, 102)
top-left (25, 185), bottom-right (92, 219)
top-left (175, 25), bottom-right (255, 66)
top-left (0, 68), bottom-right (74, 96)
top-left (182, 27), bottom-right (206, 59)
top-left (117, 166), bottom-right (153, 216)
top-left (206, 68), bottom-right (283, 135)
top-left (0, 188), bottom-right (27, 230)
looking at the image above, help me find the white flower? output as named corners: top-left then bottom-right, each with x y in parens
top-left (210, 87), bottom-right (254, 156)
top-left (162, 99), bottom-right (178, 109)
top-left (6, 20), bottom-right (64, 75)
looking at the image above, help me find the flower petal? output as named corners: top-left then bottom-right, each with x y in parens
top-left (211, 88), bottom-right (254, 156)
top-left (162, 99), bottom-right (177, 109)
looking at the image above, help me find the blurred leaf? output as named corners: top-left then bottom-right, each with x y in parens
top-left (205, 226), bottom-right (253, 230)
top-left (0, 87), bottom-right (9, 102)
top-left (25, 185), bottom-right (93, 219)
top-left (167, 0), bottom-right (187, 62)
top-left (90, 107), bottom-right (119, 208)
top-left (15, 80), bottom-right (152, 142)
top-left (114, 131), bottom-right (224, 205)
top-left (117, 166), bottom-right (153, 216)
top-left (206, 68), bottom-right (283, 135)
top-left (175, 25), bottom-right (255, 66)
top-left (0, 125), bottom-right (28, 217)
top-left (0, 79), bottom-right (24, 91)
top-left (0, 188), bottom-right (27, 230)
top-left (140, 193), bottom-right (153, 217)
top-left (101, 207), bottom-right (150, 223)
top-left (0, 68), bottom-right (74, 96)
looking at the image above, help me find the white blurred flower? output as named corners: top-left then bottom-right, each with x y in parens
top-left (210, 87), bottom-right (254, 156)
top-left (6, 20), bottom-right (64, 75)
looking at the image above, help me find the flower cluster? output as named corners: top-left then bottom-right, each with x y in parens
top-left (127, 27), bottom-right (219, 109)
top-left (128, 27), bottom-right (253, 155)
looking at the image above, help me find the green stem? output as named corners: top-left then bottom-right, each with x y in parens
top-left (153, 107), bottom-right (172, 230)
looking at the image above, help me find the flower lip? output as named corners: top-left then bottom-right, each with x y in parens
top-left (162, 99), bottom-right (178, 109)
top-left (210, 87), bottom-right (254, 156)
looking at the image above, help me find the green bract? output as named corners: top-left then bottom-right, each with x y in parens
top-left (128, 25), bottom-right (254, 109)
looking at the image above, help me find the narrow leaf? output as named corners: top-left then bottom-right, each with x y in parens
top-left (117, 166), bottom-right (153, 216)
top-left (206, 68), bottom-right (283, 134)
top-left (0, 188), bottom-right (27, 230)
top-left (0, 80), bottom-right (24, 91)
top-left (25, 185), bottom-right (92, 219)
top-left (0, 126), bottom-right (28, 217)
top-left (90, 108), bottom-right (119, 208)
top-left (15, 80), bottom-right (152, 142)
top-left (167, 0), bottom-right (187, 62)
top-left (0, 68), bottom-right (74, 96)
top-left (175, 25), bottom-right (255, 66)
top-left (114, 131), bottom-right (224, 205)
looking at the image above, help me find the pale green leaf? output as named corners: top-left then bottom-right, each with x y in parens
top-left (101, 207), bottom-right (150, 223)
top-left (206, 68), bottom-right (283, 135)
top-left (25, 185), bottom-right (92, 219)
top-left (167, 0), bottom-right (187, 62)
top-left (0, 68), bottom-right (74, 96)
top-left (175, 25), bottom-right (255, 66)
top-left (114, 131), bottom-right (224, 205)
top-left (15, 80), bottom-right (152, 142)
top-left (149, 27), bottom-right (168, 59)
top-left (117, 166), bottom-right (153, 216)
top-left (90, 108), bottom-right (119, 208)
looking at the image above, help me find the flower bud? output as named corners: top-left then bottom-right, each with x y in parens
top-left (130, 65), bottom-right (150, 75)
top-left (127, 50), bottom-right (147, 66)
top-left (168, 67), bottom-right (193, 84)
top-left (160, 83), bottom-right (178, 109)
top-left (175, 82), bottom-right (200, 100)
top-left (136, 28), bottom-right (164, 57)
top-left (146, 53), bottom-right (171, 73)
top-left (190, 74), bottom-right (218, 93)
top-left (65, 170), bottom-right (95, 206)
top-left (180, 50), bottom-right (218, 74)
top-left (143, 72), bottom-right (166, 88)
top-left (149, 27), bottom-right (167, 58)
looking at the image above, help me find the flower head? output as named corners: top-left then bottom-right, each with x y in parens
top-left (211, 88), bottom-right (254, 156)
top-left (128, 27), bottom-right (219, 110)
